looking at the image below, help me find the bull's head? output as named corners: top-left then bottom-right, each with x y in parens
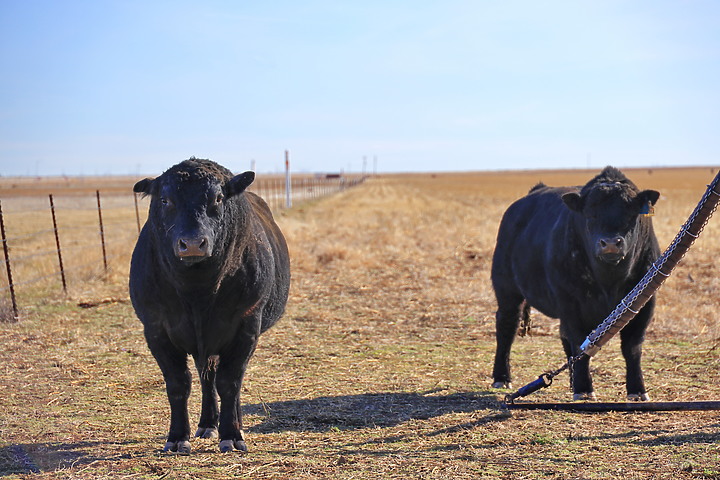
top-left (134, 159), bottom-right (255, 266)
top-left (562, 174), bottom-right (659, 266)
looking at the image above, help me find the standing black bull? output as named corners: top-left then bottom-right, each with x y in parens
top-left (491, 166), bottom-right (660, 400)
top-left (130, 158), bottom-right (290, 453)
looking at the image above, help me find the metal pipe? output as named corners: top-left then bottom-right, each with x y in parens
top-left (505, 401), bottom-right (720, 412)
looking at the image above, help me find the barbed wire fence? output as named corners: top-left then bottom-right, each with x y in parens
top-left (0, 175), bottom-right (365, 321)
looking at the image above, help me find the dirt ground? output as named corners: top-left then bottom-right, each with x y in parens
top-left (0, 167), bottom-right (718, 479)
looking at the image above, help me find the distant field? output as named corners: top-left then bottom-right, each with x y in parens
top-left (0, 173), bottom-right (357, 310)
top-left (0, 167), bottom-right (718, 479)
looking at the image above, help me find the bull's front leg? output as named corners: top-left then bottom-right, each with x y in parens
top-left (620, 300), bottom-right (654, 401)
top-left (561, 333), bottom-right (596, 401)
top-left (146, 333), bottom-right (193, 453)
top-left (492, 294), bottom-right (527, 388)
top-left (193, 356), bottom-right (220, 439)
top-left (570, 352), bottom-right (595, 400)
top-left (215, 322), bottom-right (260, 453)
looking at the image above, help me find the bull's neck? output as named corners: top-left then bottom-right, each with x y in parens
top-left (163, 255), bottom-right (225, 295)
top-left (589, 258), bottom-right (633, 291)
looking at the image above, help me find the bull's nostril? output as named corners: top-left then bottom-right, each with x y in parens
top-left (599, 239), bottom-right (607, 248)
top-left (177, 237), bottom-right (210, 258)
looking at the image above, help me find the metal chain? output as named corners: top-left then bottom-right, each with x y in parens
top-left (581, 176), bottom-right (720, 356)
top-left (505, 173), bottom-right (720, 404)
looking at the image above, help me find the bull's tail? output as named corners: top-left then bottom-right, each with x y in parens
top-left (200, 354), bottom-right (220, 381)
top-left (195, 322), bottom-right (219, 380)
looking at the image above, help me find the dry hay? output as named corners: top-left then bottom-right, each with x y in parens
top-left (0, 168), bottom-right (718, 479)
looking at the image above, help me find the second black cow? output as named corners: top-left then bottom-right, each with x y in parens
top-left (491, 166), bottom-right (660, 400)
top-left (130, 158), bottom-right (290, 453)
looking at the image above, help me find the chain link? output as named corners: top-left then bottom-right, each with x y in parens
top-left (581, 176), bottom-right (720, 356)
top-left (507, 174), bottom-right (720, 403)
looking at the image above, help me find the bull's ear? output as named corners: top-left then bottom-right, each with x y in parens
top-left (226, 171), bottom-right (255, 197)
top-left (638, 189), bottom-right (660, 206)
top-left (133, 178), bottom-right (155, 196)
top-left (562, 192), bottom-right (584, 212)
top-left (636, 189), bottom-right (660, 215)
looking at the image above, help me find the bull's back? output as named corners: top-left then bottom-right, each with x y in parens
top-left (493, 186), bottom-right (573, 264)
top-left (491, 186), bottom-right (576, 315)
top-left (247, 193), bottom-right (290, 332)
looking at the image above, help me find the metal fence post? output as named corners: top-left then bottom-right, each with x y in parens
top-left (49, 194), bottom-right (67, 294)
top-left (134, 192), bottom-right (141, 235)
top-left (285, 150), bottom-right (292, 208)
top-left (0, 201), bottom-right (18, 321)
top-left (96, 190), bottom-right (108, 273)
top-left (256, 179), bottom-right (263, 205)
top-left (276, 179), bottom-right (282, 210)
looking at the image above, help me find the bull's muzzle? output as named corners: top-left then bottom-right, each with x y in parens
top-left (176, 236), bottom-right (210, 261)
top-left (597, 236), bottom-right (625, 265)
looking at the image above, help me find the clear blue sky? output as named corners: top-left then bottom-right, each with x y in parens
top-left (1, 1), bottom-right (719, 176)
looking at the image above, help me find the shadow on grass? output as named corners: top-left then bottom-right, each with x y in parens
top-left (245, 389), bottom-right (503, 433)
top-left (577, 424), bottom-right (720, 447)
top-left (0, 440), bottom-right (142, 477)
top-left (1, 391), bottom-right (503, 475)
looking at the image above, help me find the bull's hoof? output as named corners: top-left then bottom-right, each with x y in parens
top-left (491, 381), bottom-right (512, 389)
top-left (163, 440), bottom-right (191, 454)
top-left (195, 427), bottom-right (219, 439)
top-left (627, 392), bottom-right (650, 402)
top-left (572, 392), bottom-right (597, 401)
top-left (219, 439), bottom-right (248, 453)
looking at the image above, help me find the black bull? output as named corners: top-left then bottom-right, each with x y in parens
top-left (491, 167), bottom-right (660, 400)
top-left (130, 158), bottom-right (290, 453)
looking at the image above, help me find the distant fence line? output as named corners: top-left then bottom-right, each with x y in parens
top-left (0, 175), bottom-right (365, 321)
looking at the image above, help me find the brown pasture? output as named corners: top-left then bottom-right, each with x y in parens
top-left (0, 167), bottom-right (719, 479)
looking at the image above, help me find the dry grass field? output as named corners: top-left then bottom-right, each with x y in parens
top-left (0, 167), bottom-right (719, 479)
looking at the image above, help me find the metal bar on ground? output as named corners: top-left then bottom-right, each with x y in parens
top-left (505, 401), bottom-right (720, 412)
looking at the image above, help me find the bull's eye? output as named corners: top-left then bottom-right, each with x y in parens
top-left (208, 194), bottom-right (224, 217)
top-left (160, 197), bottom-right (171, 207)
